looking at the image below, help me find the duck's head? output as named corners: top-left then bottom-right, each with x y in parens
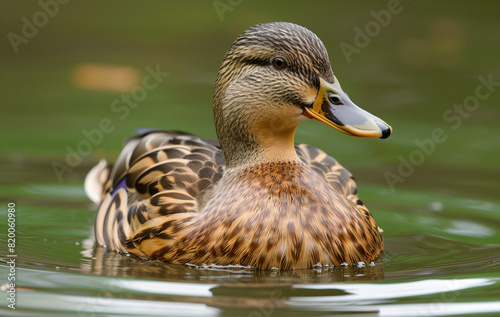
top-left (213, 22), bottom-right (392, 167)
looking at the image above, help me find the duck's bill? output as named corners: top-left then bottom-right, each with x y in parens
top-left (304, 77), bottom-right (392, 139)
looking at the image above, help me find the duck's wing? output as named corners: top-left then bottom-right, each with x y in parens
top-left (295, 144), bottom-right (370, 215)
top-left (85, 130), bottom-right (225, 254)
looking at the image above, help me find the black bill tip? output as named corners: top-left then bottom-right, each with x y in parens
top-left (376, 121), bottom-right (392, 139)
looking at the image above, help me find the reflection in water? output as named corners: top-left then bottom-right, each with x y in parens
top-left (82, 243), bottom-right (386, 284)
top-left (82, 232), bottom-right (500, 285)
top-left (71, 242), bottom-right (500, 317)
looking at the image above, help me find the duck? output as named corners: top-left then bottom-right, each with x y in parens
top-left (85, 22), bottom-right (392, 270)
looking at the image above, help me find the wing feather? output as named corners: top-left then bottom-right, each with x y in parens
top-left (89, 130), bottom-right (224, 252)
top-left (295, 144), bottom-right (366, 209)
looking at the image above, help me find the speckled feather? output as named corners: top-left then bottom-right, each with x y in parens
top-left (87, 22), bottom-right (384, 269)
top-left (90, 131), bottom-right (382, 269)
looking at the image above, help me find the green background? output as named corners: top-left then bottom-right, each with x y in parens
top-left (1, 1), bottom-right (499, 316)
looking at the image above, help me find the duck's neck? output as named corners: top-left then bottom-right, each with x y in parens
top-left (215, 107), bottom-right (302, 169)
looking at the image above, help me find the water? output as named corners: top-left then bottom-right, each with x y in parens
top-left (1, 159), bottom-right (499, 316)
top-left (1, 1), bottom-right (500, 316)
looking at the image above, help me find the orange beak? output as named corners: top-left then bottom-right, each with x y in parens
top-left (304, 77), bottom-right (392, 139)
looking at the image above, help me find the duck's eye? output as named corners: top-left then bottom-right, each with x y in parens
top-left (328, 94), bottom-right (342, 105)
top-left (272, 57), bottom-right (287, 69)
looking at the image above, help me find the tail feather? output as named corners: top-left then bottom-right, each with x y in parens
top-left (85, 159), bottom-right (111, 204)
top-left (94, 188), bottom-right (130, 252)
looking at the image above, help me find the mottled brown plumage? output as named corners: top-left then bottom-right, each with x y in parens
top-left (85, 22), bottom-right (392, 270)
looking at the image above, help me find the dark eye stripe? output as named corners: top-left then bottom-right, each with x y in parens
top-left (237, 54), bottom-right (320, 97)
top-left (239, 57), bottom-right (269, 66)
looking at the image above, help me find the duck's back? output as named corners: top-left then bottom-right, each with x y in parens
top-left (85, 130), bottom-right (382, 268)
top-left (85, 130), bottom-right (224, 252)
